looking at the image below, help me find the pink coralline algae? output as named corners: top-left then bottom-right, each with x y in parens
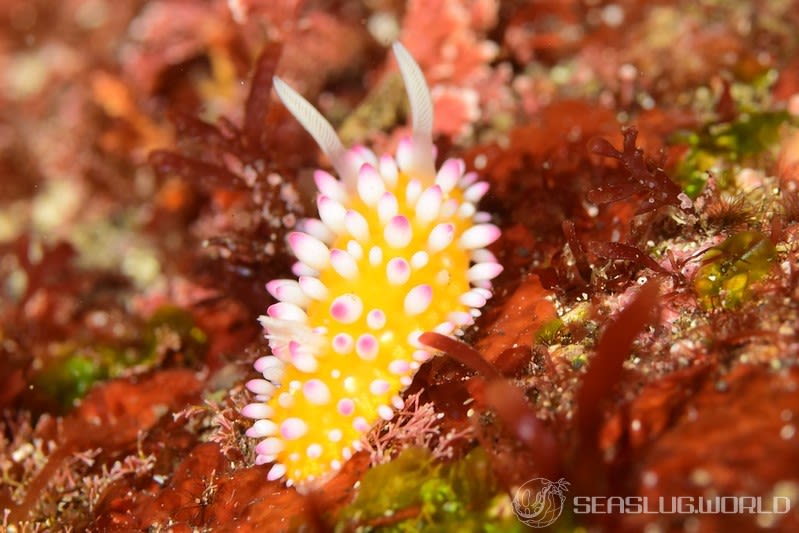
top-left (399, 0), bottom-right (512, 140)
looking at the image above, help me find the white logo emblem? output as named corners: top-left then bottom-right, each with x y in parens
top-left (512, 477), bottom-right (570, 528)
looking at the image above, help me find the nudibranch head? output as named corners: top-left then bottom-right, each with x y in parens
top-left (241, 43), bottom-right (502, 490)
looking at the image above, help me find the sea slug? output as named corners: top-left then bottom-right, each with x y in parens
top-left (241, 42), bottom-right (502, 489)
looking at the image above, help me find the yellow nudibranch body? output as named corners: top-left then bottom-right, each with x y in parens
top-left (241, 43), bottom-right (502, 490)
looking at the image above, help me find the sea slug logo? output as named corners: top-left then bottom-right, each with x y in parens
top-left (512, 477), bottom-right (570, 528)
top-left (511, 477), bottom-right (791, 527)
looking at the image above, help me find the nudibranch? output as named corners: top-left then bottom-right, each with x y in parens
top-left (241, 43), bottom-right (502, 489)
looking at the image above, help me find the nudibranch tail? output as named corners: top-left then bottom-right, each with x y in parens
top-left (243, 42), bottom-right (502, 491)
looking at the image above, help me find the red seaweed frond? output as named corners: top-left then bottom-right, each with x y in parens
top-left (571, 280), bottom-right (660, 499)
top-left (148, 43), bottom-right (308, 313)
top-left (588, 127), bottom-right (686, 215)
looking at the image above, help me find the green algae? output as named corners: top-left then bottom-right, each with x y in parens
top-left (33, 305), bottom-right (206, 410)
top-left (693, 231), bottom-right (777, 309)
top-left (676, 110), bottom-right (793, 197)
top-left (337, 447), bottom-right (525, 532)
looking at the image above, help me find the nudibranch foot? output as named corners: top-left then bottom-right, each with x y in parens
top-left (243, 42), bottom-right (502, 491)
